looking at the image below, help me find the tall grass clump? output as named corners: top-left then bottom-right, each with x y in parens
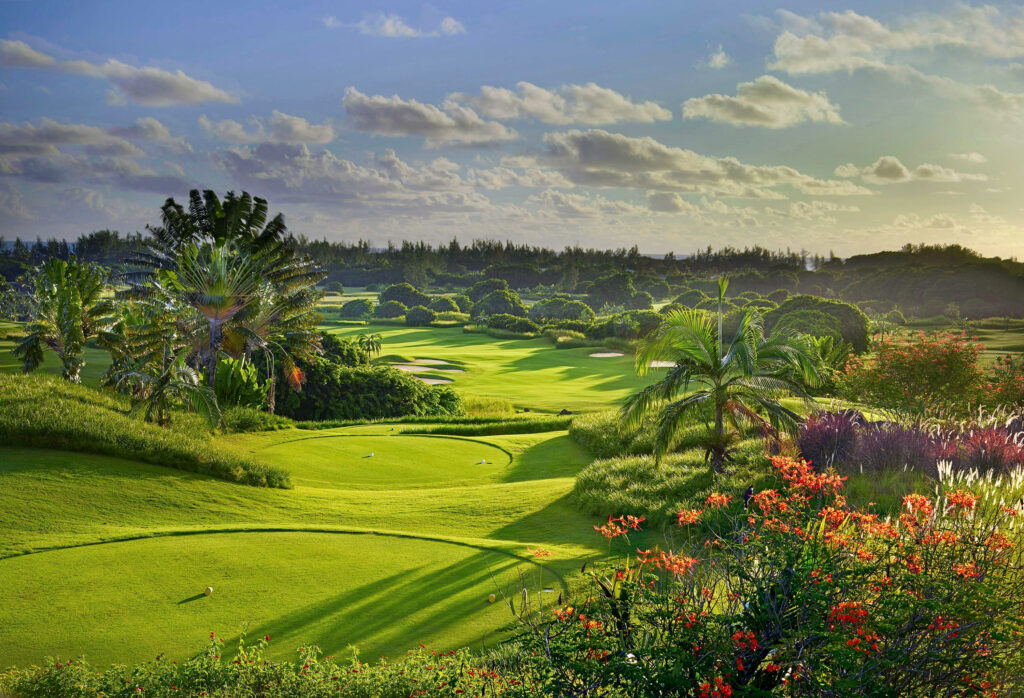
top-left (405, 415), bottom-right (572, 436)
top-left (0, 374), bottom-right (291, 488)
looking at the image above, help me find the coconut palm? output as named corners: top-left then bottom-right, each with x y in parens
top-left (357, 333), bottom-right (383, 363)
top-left (623, 279), bottom-right (822, 472)
top-left (14, 257), bottom-right (116, 383)
top-left (113, 341), bottom-right (219, 427)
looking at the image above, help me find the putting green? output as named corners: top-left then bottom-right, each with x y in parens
top-left (0, 531), bottom-right (554, 667)
top-left (255, 434), bottom-right (511, 489)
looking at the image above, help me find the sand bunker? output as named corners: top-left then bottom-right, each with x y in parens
top-left (648, 360), bottom-right (675, 368)
top-left (393, 364), bottom-right (464, 373)
top-left (413, 358), bottom-right (449, 365)
top-left (589, 352), bottom-right (624, 358)
top-left (417, 377), bottom-right (453, 385)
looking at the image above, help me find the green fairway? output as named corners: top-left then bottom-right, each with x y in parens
top-left (328, 324), bottom-right (649, 412)
top-left (0, 426), bottom-right (604, 668)
top-left (0, 531), bottom-right (551, 668)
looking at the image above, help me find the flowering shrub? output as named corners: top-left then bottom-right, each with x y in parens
top-left (515, 457), bottom-right (1024, 696)
top-left (985, 354), bottom-right (1024, 408)
top-left (841, 331), bottom-right (984, 416)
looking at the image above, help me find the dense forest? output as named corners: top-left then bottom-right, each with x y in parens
top-left (2, 231), bottom-right (1023, 319)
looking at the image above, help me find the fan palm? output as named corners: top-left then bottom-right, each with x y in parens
top-left (623, 280), bottom-right (822, 472)
top-left (14, 257), bottom-right (116, 383)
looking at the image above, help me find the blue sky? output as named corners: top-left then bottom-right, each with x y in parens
top-left (1, 1), bottom-right (1022, 255)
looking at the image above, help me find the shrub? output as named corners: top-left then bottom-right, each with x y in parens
top-left (626, 290), bottom-right (654, 310)
top-left (278, 363), bottom-right (462, 421)
top-left (373, 300), bottom-right (407, 318)
top-left (637, 276), bottom-right (670, 300)
top-left (486, 313), bottom-right (539, 333)
top-left (767, 295), bottom-right (871, 352)
top-left (471, 289), bottom-right (527, 317)
top-left (985, 354), bottom-right (1024, 408)
top-left (529, 298), bottom-right (596, 323)
top-left (542, 458), bottom-right (1024, 696)
top-left (338, 298), bottom-right (373, 318)
top-left (320, 332), bottom-right (368, 366)
top-left (213, 356), bottom-right (268, 409)
top-left (798, 410), bottom-right (863, 470)
top-left (885, 308), bottom-right (906, 324)
top-left (326, 281), bottom-right (344, 294)
top-left (673, 289), bottom-right (708, 306)
top-left (774, 309), bottom-right (844, 342)
top-left (451, 294), bottom-right (473, 313)
top-left (541, 319), bottom-right (593, 333)
top-left (766, 288), bottom-right (790, 303)
top-left (0, 374), bottom-right (290, 488)
top-left (467, 277), bottom-right (509, 302)
top-left (378, 282), bottom-right (430, 308)
top-left (427, 296), bottom-right (459, 313)
top-left (841, 331), bottom-right (984, 415)
top-left (405, 305), bottom-right (436, 326)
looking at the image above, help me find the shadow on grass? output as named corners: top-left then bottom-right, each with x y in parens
top-left (177, 593), bottom-right (206, 605)
top-left (502, 435), bottom-right (592, 482)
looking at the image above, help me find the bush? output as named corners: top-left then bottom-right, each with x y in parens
top-left (841, 331), bottom-right (984, 415)
top-left (320, 332), bottom-right (368, 366)
top-left (637, 276), bottom-right (670, 300)
top-left (471, 289), bottom-right (527, 317)
top-left (452, 294), bottom-right (473, 313)
top-left (541, 319), bottom-right (593, 333)
top-left (798, 410), bottom-right (863, 470)
top-left (338, 298), bottom-right (373, 318)
top-left (546, 458), bottom-right (1024, 696)
top-left (885, 309), bottom-right (906, 325)
top-left (529, 297), bottom-right (596, 323)
top-left (766, 288), bottom-right (790, 303)
top-left (427, 296), bottom-right (459, 313)
top-left (405, 305), bottom-right (436, 326)
top-left (0, 374), bottom-right (290, 488)
top-left (673, 289), bottom-right (708, 306)
top-left (486, 313), bottom-right (539, 333)
top-left (767, 295), bottom-right (871, 352)
top-left (626, 290), bottom-right (654, 310)
top-left (467, 277), bottom-right (508, 302)
top-left (374, 300), bottom-right (407, 318)
top-left (326, 281), bottom-right (344, 294)
top-left (378, 282), bottom-right (430, 308)
top-left (774, 309), bottom-right (844, 342)
top-left (278, 363), bottom-right (462, 421)
top-left (213, 356), bottom-right (268, 409)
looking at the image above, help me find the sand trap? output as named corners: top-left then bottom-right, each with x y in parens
top-left (413, 358), bottom-right (449, 365)
top-left (393, 364), bottom-right (464, 373)
top-left (589, 352), bottom-right (624, 358)
top-left (417, 377), bottom-right (453, 385)
top-left (648, 360), bottom-right (675, 368)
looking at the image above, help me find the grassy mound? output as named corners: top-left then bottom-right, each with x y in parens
top-left (0, 374), bottom-right (290, 488)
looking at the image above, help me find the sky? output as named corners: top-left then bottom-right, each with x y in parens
top-left (1, 1), bottom-right (1023, 257)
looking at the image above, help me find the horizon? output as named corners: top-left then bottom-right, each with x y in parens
top-left (2, 2), bottom-right (1024, 257)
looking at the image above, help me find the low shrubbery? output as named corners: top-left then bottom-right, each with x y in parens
top-left (220, 406), bottom-right (295, 433)
top-left (798, 409), bottom-right (1024, 478)
top-left (0, 638), bottom-right (529, 697)
top-left (0, 373), bottom-right (290, 488)
top-left (278, 363), bottom-right (462, 421)
top-left (338, 298), bottom-right (373, 318)
top-left (405, 415), bottom-right (572, 436)
top-left (534, 458), bottom-right (1024, 696)
top-left (404, 305), bottom-right (436, 326)
top-left (373, 300), bottom-right (407, 318)
top-left (486, 313), bottom-right (540, 334)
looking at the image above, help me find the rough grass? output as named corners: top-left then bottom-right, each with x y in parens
top-left (0, 374), bottom-right (291, 488)
top-left (405, 416), bottom-right (572, 436)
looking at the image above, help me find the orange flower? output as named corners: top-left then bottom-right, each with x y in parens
top-left (705, 493), bottom-right (732, 509)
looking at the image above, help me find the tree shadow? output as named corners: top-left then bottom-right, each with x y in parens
top-left (501, 436), bottom-right (592, 482)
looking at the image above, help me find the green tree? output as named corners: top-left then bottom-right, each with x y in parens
top-left (356, 333), bottom-right (383, 363)
top-left (14, 257), bottom-right (116, 383)
top-left (114, 341), bottom-right (219, 427)
top-left (624, 278), bottom-right (821, 471)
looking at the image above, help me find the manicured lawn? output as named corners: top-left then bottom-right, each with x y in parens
top-left (328, 324), bottom-right (650, 412)
top-left (0, 428), bottom-right (603, 668)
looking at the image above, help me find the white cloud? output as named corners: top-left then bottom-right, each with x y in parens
top-left (702, 46), bottom-right (731, 69)
top-left (647, 191), bottom-right (699, 213)
top-left (683, 75), bottom-right (843, 128)
top-left (449, 81), bottom-right (672, 125)
top-left (527, 189), bottom-right (646, 218)
top-left (835, 155), bottom-right (988, 184)
top-left (0, 39), bottom-right (236, 106)
top-left (325, 12), bottom-right (466, 38)
top-left (108, 117), bottom-right (191, 153)
top-left (467, 166), bottom-right (573, 189)
top-left (0, 181), bottom-right (32, 219)
top-left (529, 128), bottom-right (873, 198)
top-left (766, 9), bottom-right (1024, 118)
top-left (199, 111), bottom-right (335, 144)
top-left (342, 87), bottom-right (517, 146)
top-left (949, 151), bottom-right (987, 164)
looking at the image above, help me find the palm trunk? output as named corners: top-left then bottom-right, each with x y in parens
top-left (267, 376), bottom-right (276, 415)
top-left (712, 400), bottom-right (725, 473)
top-left (207, 318), bottom-right (223, 388)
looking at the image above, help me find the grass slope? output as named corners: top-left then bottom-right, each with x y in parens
top-left (0, 422), bottom-right (603, 668)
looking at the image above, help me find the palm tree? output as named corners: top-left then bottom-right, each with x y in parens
top-left (623, 278), bottom-right (822, 472)
top-left (114, 341), bottom-right (219, 427)
top-left (357, 333), bottom-right (383, 363)
top-left (14, 257), bottom-right (116, 383)
top-left (122, 190), bottom-right (325, 393)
